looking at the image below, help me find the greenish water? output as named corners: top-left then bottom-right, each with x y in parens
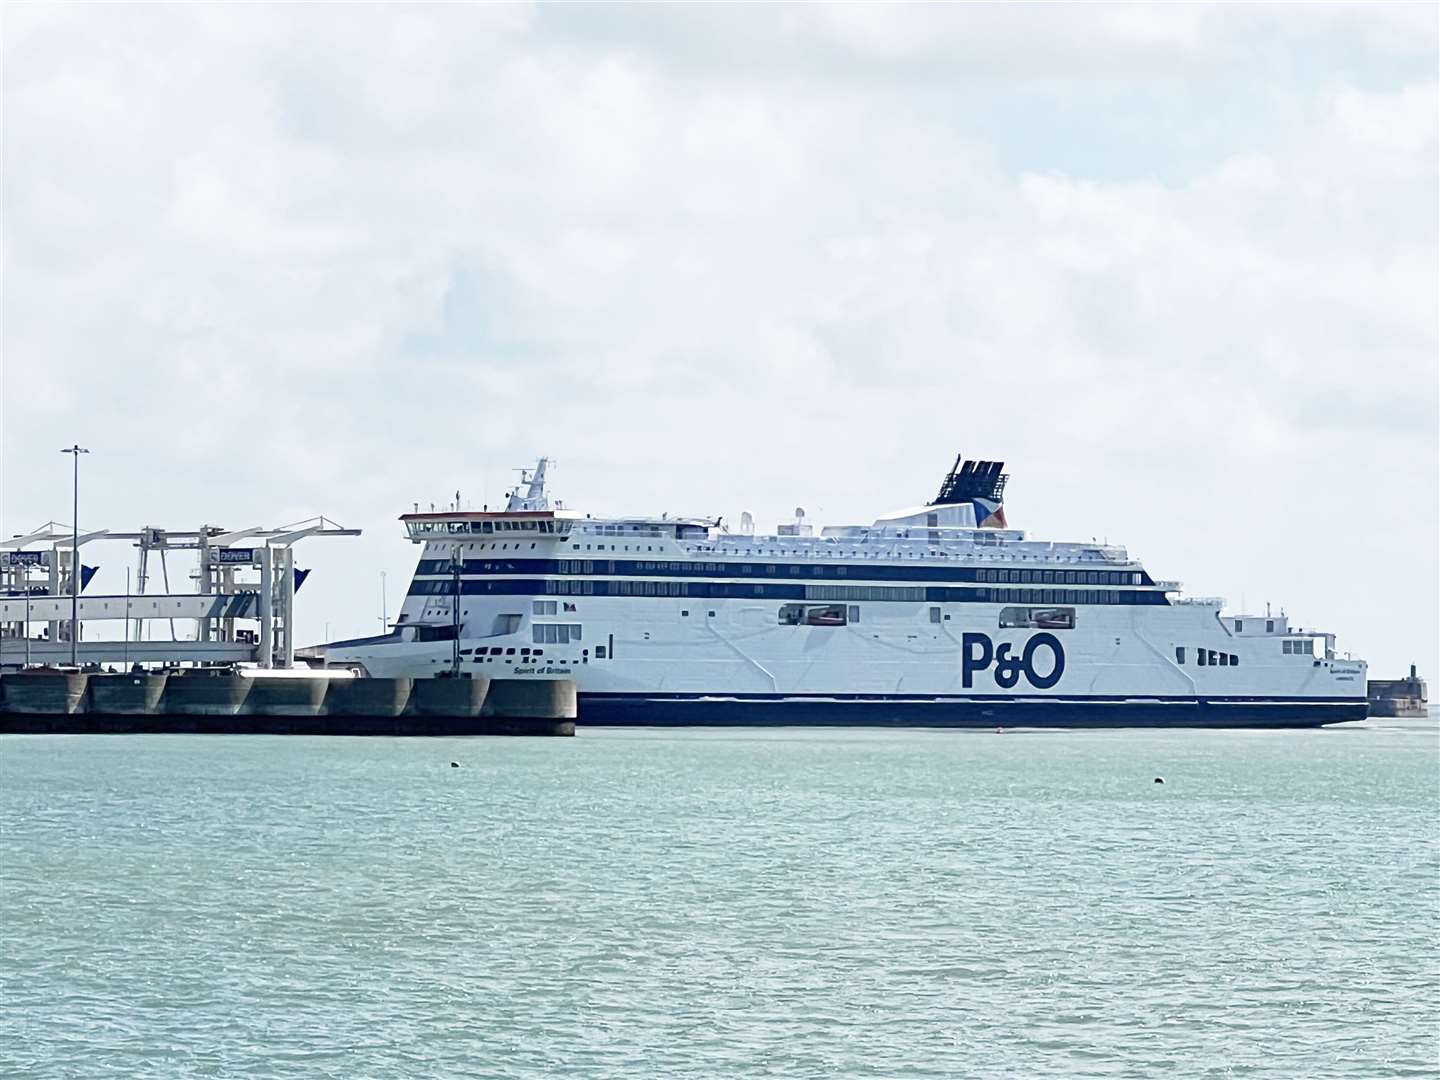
top-left (2, 720), bottom-right (1437, 1079)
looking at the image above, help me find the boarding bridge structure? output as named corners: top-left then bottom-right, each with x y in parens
top-left (0, 518), bottom-right (360, 670)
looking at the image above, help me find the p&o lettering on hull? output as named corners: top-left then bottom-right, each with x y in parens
top-left (961, 632), bottom-right (1065, 690)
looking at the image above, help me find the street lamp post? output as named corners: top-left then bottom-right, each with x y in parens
top-left (61, 444), bottom-right (90, 667)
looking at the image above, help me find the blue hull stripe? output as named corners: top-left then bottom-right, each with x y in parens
top-left (577, 692), bottom-right (1367, 729)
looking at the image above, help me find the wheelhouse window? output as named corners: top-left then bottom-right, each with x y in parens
top-left (532, 623), bottom-right (582, 644)
top-left (999, 606), bottom-right (1076, 630)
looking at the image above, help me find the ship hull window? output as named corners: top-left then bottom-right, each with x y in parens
top-left (532, 623), bottom-right (582, 644)
top-left (999, 606), bottom-right (1076, 630)
top-left (778, 604), bottom-right (848, 627)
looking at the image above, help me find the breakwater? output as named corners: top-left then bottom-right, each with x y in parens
top-left (0, 671), bottom-right (575, 736)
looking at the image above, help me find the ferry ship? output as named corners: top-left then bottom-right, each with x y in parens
top-left (319, 457), bottom-right (1368, 727)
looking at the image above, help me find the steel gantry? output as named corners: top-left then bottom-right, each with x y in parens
top-left (0, 517), bottom-right (360, 670)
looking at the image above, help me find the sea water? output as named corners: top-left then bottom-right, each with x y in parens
top-left (2, 719), bottom-right (1436, 1079)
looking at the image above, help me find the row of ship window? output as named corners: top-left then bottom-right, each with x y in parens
top-left (803, 585), bottom-right (1122, 607)
top-left (775, 604), bottom-right (1077, 629)
top-left (407, 578), bottom-right (1169, 606)
top-left (1177, 647), bottom-right (1241, 667)
top-left (584, 524), bottom-right (666, 537)
top-left (533, 623), bottom-right (582, 644)
top-left (414, 558), bottom-right (1147, 587)
top-left (1172, 644), bottom-right (1311, 665)
top-left (459, 641), bottom-right (610, 660)
top-left (409, 519), bottom-right (570, 536)
top-left (559, 560), bottom-right (1146, 585)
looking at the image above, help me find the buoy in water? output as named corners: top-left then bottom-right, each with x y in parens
top-left (450, 761), bottom-right (460, 768)
top-left (1153, 776), bottom-right (1165, 784)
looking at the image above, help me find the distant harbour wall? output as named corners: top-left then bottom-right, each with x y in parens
top-left (1366, 665), bottom-right (1428, 719)
top-left (0, 672), bottom-right (576, 736)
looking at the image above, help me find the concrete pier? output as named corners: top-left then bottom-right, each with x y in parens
top-left (484, 678), bottom-right (577, 720)
top-left (0, 672), bottom-right (575, 735)
top-left (410, 675), bottom-right (488, 718)
top-left (324, 677), bottom-right (412, 717)
top-left (88, 673), bottom-right (168, 715)
top-left (163, 672), bottom-right (253, 716)
top-left (0, 672), bottom-right (90, 715)
top-left (246, 677), bottom-right (329, 717)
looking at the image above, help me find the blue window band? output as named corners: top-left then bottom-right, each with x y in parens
top-left (412, 557), bottom-right (1154, 588)
top-left (406, 577), bottom-right (1169, 605)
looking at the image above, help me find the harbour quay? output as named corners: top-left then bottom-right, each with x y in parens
top-left (0, 671), bottom-right (576, 736)
top-left (1, 511), bottom-right (574, 735)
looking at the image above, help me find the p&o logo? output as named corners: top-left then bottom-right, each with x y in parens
top-left (961, 632), bottom-right (1065, 690)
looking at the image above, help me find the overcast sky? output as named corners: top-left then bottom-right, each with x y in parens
top-left (2, 3), bottom-right (1436, 676)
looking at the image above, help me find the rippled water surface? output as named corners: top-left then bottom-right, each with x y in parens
top-left (2, 720), bottom-right (1437, 1079)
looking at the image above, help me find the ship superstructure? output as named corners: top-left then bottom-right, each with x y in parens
top-left (319, 456), bottom-right (1368, 727)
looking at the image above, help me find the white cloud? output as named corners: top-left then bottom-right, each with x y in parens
top-left (2, 3), bottom-right (1435, 676)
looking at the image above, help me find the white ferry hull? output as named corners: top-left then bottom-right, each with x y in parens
top-left (318, 456), bottom-right (1368, 730)
top-left (326, 597), bottom-right (1367, 728)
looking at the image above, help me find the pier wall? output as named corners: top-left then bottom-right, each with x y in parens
top-left (0, 673), bottom-right (575, 736)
